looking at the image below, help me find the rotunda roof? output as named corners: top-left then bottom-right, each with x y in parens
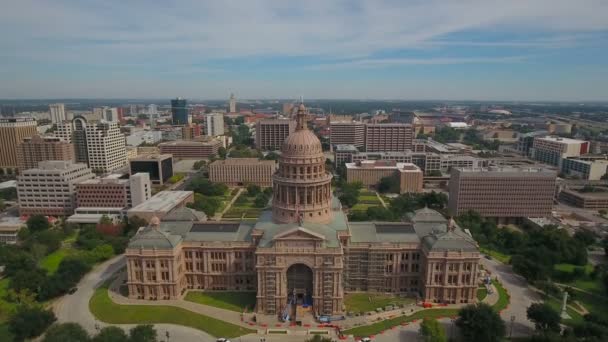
top-left (280, 103), bottom-right (323, 157)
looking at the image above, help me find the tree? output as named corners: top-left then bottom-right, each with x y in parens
top-left (0, 198), bottom-right (5, 211)
top-left (263, 151), bottom-right (280, 160)
top-left (99, 214), bottom-right (113, 225)
top-left (10, 268), bottom-right (47, 294)
top-left (43, 323), bottom-right (90, 342)
top-left (246, 184), bottom-right (261, 197)
top-left (573, 230), bottom-right (596, 247)
top-left (420, 317), bottom-right (447, 342)
top-left (92, 326), bottom-right (129, 342)
top-left (306, 335), bottom-right (333, 342)
top-left (27, 214), bottom-right (50, 232)
top-left (9, 305), bottom-right (56, 341)
top-left (254, 193), bottom-right (270, 208)
top-left (218, 146), bottom-right (227, 159)
top-left (129, 325), bottom-right (157, 342)
top-left (378, 175), bottom-right (400, 193)
top-left (527, 303), bottom-right (561, 334)
top-left (456, 303), bottom-right (506, 342)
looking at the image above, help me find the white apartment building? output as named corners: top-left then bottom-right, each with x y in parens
top-left (85, 121), bottom-right (127, 173)
top-left (49, 103), bottom-right (66, 124)
top-left (531, 136), bottom-right (590, 166)
top-left (17, 161), bottom-right (95, 216)
top-left (205, 113), bottom-right (225, 136)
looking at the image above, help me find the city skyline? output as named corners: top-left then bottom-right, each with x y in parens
top-left (1, 1), bottom-right (608, 101)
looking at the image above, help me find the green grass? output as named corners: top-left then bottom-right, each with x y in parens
top-left (343, 308), bottom-right (458, 337)
top-left (62, 230), bottom-right (78, 243)
top-left (553, 264), bottom-right (604, 294)
top-left (554, 263), bottom-right (593, 273)
top-left (344, 293), bottom-right (415, 313)
top-left (480, 247), bottom-right (511, 264)
top-left (492, 280), bottom-right (510, 312)
top-left (360, 190), bottom-right (376, 196)
top-left (477, 287), bottom-right (488, 302)
top-left (351, 203), bottom-right (377, 212)
top-left (39, 248), bottom-right (72, 274)
top-left (568, 289), bottom-right (608, 321)
top-left (544, 296), bottom-right (584, 325)
top-left (89, 282), bottom-right (254, 338)
top-left (184, 291), bottom-right (256, 312)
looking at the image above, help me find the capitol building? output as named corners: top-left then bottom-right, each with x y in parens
top-left (125, 104), bottom-right (481, 317)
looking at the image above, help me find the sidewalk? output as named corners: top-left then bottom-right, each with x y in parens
top-left (213, 188), bottom-right (244, 221)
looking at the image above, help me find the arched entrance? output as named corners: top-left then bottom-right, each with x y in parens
top-left (286, 264), bottom-right (313, 304)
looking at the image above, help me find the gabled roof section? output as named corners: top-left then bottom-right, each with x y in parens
top-left (410, 206), bottom-right (448, 223)
top-left (273, 226), bottom-right (326, 241)
top-left (128, 226), bottom-right (182, 250)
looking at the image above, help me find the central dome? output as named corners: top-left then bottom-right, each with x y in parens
top-left (281, 129), bottom-right (323, 157)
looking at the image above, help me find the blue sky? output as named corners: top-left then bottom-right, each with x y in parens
top-left (1, 0), bottom-right (607, 101)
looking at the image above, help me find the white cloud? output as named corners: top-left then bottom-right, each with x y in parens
top-left (306, 56), bottom-right (528, 70)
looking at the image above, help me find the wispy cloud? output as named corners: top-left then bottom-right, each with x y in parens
top-left (307, 56), bottom-right (529, 70)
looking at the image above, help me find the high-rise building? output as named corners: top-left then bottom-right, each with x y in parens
top-left (205, 113), bottom-right (225, 136)
top-left (171, 98), bottom-right (188, 125)
top-left (330, 122), bottom-right (365, 149)
top-left (85, 121), bottom-right (127, 172)
top-left (255, 119), bottom-right (295, 150)
top-left (49, 103), bottom-right (66, 124)
top-left (531, 136), bottom-right (590, 166)
top-left (17, 135), bottom-right (74, 170)
top-left (448, 166), bottom-right (557, 220)
top-left (17, 161), bottom-right (95, 216)
top-left (282, 102), bottom-right (295, 116)
top-left (229, 93), bottom-right (236, 113)
top-left (365, 123), bottom-right (413, 152)
top-left (101, 107), bottom-right (119, 122)
top-left (129, 154), bottom-right (174, 185)
top-left (56, 116), bottom-right (90, 164)
top-left (76, 173), bottom-right (151, 209)
top-left (181, 123), bottom-right (202, 140)
top-left (209, 158), bottom-right (277, 187)
top-left (0, 118), bottom-right (38, 172)
top-left (561, 157), bottom-right (608, 180)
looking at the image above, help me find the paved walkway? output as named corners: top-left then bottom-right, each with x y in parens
top-left (375, 191), bottom-right (388, 208)
top-left (213, 188), bottom-right (244, 221)
top-left (482, 283), bottom-right (499, 306)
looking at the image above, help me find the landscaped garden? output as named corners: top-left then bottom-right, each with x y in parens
top-left (344, 293), bottom-right (415, 313)
top-left (476, 287), bottom-right (487, 302)
top-left (90, 282), bottom-right (254, 338)
top-left (184, 291), bottom-right (256, 312)
top-left (222, 185), bottom-right (270, 220)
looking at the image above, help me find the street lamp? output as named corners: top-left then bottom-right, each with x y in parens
top-left (166, 331), bottom-right (170, 341)
top-left (509, 315), bottom-right (516, 339)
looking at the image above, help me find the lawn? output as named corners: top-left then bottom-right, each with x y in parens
top-left (492, 280), bottom-right (510, 312)
top-left (343, 308), bottom-right (458, 337)
top-left (39, 248), bottom-right (72, 274)
top-left (223, 192), bottom-right (264, 219)
top-left (544, 295), bottom-right (584, 325)
top-left (553, 263), bottom-right (604, 294)
top-left (351, 203), bottom-right (377, 212)
top-left (569, 289), bottom-right (608, 321)
top-left (89, 282), bottom-right (254, 338)
top-left (184, 291), bottom-right (256, 312)
top-left (344, 293), bottom-right (415, 313)
top-left (479, 247), bottom-right (511, 264)
top-left (476, 287), bottom-right (487, 302)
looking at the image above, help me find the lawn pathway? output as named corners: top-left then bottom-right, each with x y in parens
top-left (375, 191), bottom-right (388, 208)
top-left (214, 188), bottom-right (244, 221)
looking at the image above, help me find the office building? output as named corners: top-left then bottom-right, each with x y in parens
top-left (209, 158), bottom-right (277, 187)
top-left (0, 118), bottom-right (38, 172)
top-left (171, 97), bottom-right (189, 125)
top-left (127, 191), bottom-right (194, 221)
top-left (125, 104), bottom-right (480, 312)
top-left (448, 167), bottom-right (557, 220)
top-left (100, 107), bottom-right (119, 122)
top-left (229, 93), bottom-right (237, 113)
top-left (85, 121), bottom-right (127, 172)
top-left (282, 102), bottom-right (295, 116)
top-left (126, 130), bottom-right (163, 146)
top-left (255, 119), bottom-right (296, 150)
top-left (56, 116), bottom-right (89, 164)
top-left (561, 158), bottom-right (608, 180)
top-left (181, 123), bottom-right (202, 140)
top-left (517, 131), bottom-right (548, 156)
top-left (205, 113), bottom-right (225, 136)
top-left (159, 140), bottom-right (221, 159)
top-left (365, 123), bottom-right (413, 152)
top-left (17, 161), bottom-right (95, 216)
top-left (346, 160), bottom-right (423, 193)
top-left (17, 135), bottom-right (74, 170)
top-left (76, 173), bottom-right (151, 209)
top-left (330, 122), bottom-right (365, 149)
top-left (129, 154), bottom-right (174, 185)
top-left (49, 103), bottom-right (66, 124)
top-left (531, 136), bottom-right (589, 166)
top-left (559, 186), bottom-right (608, 209)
